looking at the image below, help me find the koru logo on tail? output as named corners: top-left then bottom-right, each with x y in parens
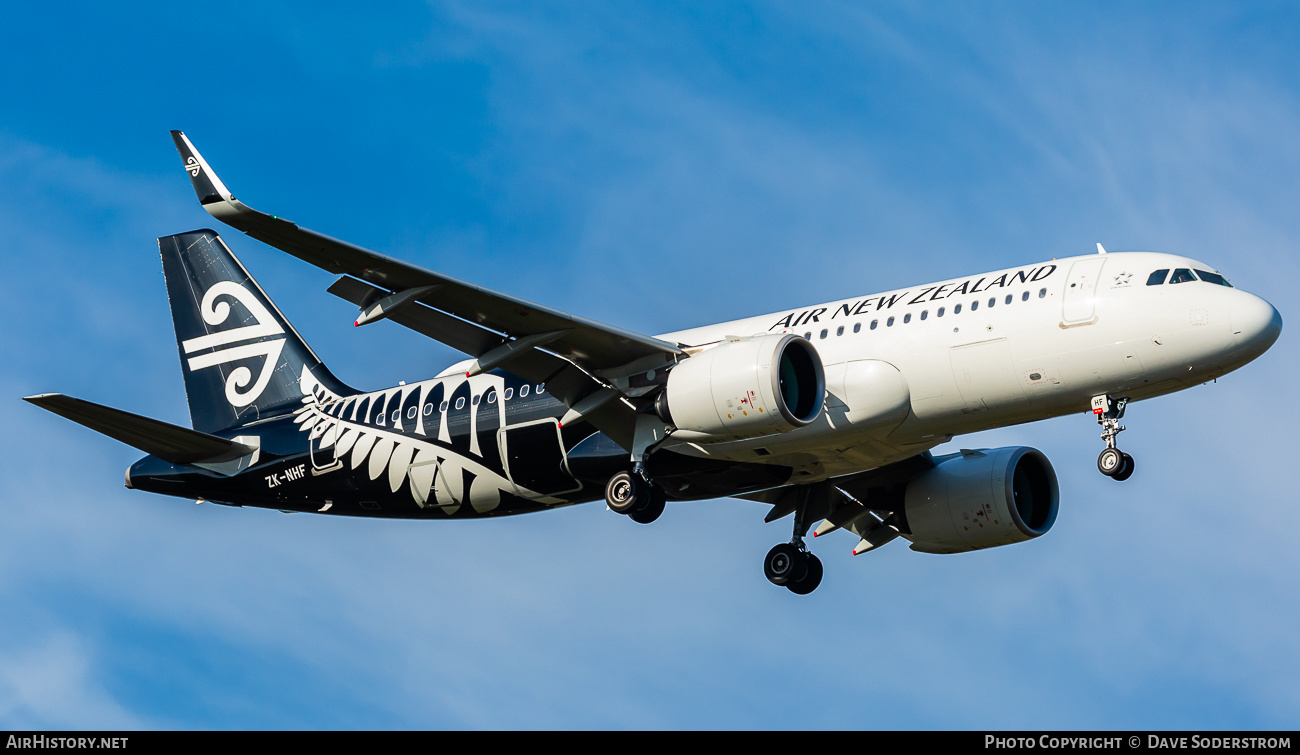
top-left (181, 281), bottom-right (285, 407)
top-left (185, 156), bottom-right (202, 177)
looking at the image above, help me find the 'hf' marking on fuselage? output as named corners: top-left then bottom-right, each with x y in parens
top-left (266, 463), bottom-right (307, 488)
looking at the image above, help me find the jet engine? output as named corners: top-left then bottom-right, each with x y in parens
top-left (657, 334), bottom-right (825, 442)
top-left (903, 447), bottom-right (1058, 554)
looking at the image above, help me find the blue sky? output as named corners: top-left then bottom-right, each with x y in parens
top-left (2, 1), bottom-right (1297, 730)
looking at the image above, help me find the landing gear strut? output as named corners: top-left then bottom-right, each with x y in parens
top-left (1093, 394), bottom-right (1135, 481)
top-left (604, 470), bottom-right (665, 524)
top-left (763, 486), bottom-right (824, 595)
top-left (603, 415), bottom-right (670, 524)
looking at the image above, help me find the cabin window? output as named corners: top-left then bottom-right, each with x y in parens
top-left (504, 387), bottom-right (514, 401)
top-left (820, 328), bottom-right (828, 339)
top-left (1022, 291), bottom-right (1029, 301)
top-left (954, 304), bottom-right (962, 314)
top-left (988, 297), bottom-right (995, 308)
top-left (836, 325), bottom-right (844, 336)
top-left (903, 313), bottom-right (911, 324)
top-left (1170, 268), bottom-right (1197, 284)
top-left (391, 410), bottom-right (400, 424)
top-left (439, 401), bottom-right (449, 412)
top-left (886, 316), bottom-right (895, 327)
top-left (407, 406), bottom-right (417, 419)
top-left (971, 300), bottom-right (979, 311)
top-left (472, 395), bottom-right (480, 406)
top-left (1005, 294), bottom-right (1013, 305)
top-left (455, 397), bottom-right (465, 410)
top-left (870, 320), bottom-right (878, 330)
top-left (937, 307), bottom-right (945, 317)
top-left (375, 410), bottom-right (385, 426)
top-left (804, 332), bottom-right (812, 340)
top-left (1039, 288), bottom-right (1047, 298)
top-left (423, 403), bottom-right (434, 416)
top-left (537, 384), bottom-right (545, 394)
top-left (853, 323), bottom-right (861, 333)
top-left (520, 385), bottom-right (530, 398)
top-left (1147, 269), bottom-right (1169, 286)
top-left (1195, 269), bottom-right (1233, 287)
top-left (487, 390), bottom-right (497, 404)
top-left (920, 310), bottom-right (928, 320)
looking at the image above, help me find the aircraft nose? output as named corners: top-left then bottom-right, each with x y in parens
top-left (1231, 292), bottom-right (1283, 358)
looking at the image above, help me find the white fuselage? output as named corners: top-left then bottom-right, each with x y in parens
top-left (655, 251), bottom-right (1281, 480)
top-left (280, 250), bottom-right (1279, 512)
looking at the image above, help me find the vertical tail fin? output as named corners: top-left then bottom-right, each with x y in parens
top-left (160, 230), bottom-right (355, 433)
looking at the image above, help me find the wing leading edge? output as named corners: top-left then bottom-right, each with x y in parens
top-left (170, 131), bottom-right (686, 449)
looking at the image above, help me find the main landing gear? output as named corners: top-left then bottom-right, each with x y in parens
top-left (1093, 394), bottom-right (1135, 482)
top-left (605, 470), bottom-right (666, 524)
top-left (763, 486), bottom-right (824, 595)
top-left (605, 416), bottom-right (671, 524)
top-left (764, 543), bottom-right (823, 595)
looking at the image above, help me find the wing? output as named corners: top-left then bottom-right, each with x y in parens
top-left (738, 453), bottom-right (935, 555)
top-left (170, 131), bottom-right (685, 449)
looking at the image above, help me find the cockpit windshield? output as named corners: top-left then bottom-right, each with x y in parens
top-left (1146, 266), bottom-right (1233, 288)
top-left (1194, 269), bottom-right (1233, 287)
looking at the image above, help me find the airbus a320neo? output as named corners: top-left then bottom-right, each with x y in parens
top-left (26, 132), bottom-right (1283, 594)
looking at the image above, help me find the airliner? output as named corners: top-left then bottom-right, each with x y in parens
top-left (24, 132), bottom-right (1283, 595)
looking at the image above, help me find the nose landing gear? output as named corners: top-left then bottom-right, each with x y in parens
top-left (1093, 395), bottom-right (1135, 481)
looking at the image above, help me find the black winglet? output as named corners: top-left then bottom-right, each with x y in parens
top-left (170, 130), bottom-right (234, 206)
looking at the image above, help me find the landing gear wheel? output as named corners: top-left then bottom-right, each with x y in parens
top-left (1113, 453), bottom-right (1135, 482)
top-left (628, 485), bottom-right (666, 524)
top-left (786, 553), bottom-right (823, 595)
top-left (764, 543), bottom-right (807, 586)
top-left (1097, 447), bottom-right (1124, 477)
top-left (605, 471), bottom-right (645, 514)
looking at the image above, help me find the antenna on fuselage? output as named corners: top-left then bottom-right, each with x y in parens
top-left (1096, 243), bottom-right (1107, 254)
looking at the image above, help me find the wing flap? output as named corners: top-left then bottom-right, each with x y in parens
top-left (170, 131), bottom-right (683, 374)
top-left (326, 276), bottom-right (638, 449)
top-left (739, 452), bottom-right (938, 522)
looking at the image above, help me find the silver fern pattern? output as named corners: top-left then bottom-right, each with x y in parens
top-left (291, 366), bottom-right (532, 515)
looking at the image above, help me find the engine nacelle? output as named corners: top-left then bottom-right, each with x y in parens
top-left (658, 334), bottom-right (825, 442)
top-left (904, 447), bottom-right (1059, 554)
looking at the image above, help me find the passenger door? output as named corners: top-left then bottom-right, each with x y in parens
top-left (1062, 257), bottom-right (1108, 325)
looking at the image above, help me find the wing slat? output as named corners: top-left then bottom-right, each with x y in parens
top-left (171, 131), bottom-right (683, 374)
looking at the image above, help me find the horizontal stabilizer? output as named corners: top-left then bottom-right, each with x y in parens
top-left (24, 394), bottom-right (256, 465)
